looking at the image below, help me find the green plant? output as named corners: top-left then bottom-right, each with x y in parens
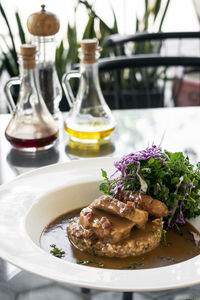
top-left (79, 0), bottom-right (118, 56)
top-left (0, 3), bottom-right (26, 78)
top-left (121, 0), bottom-right (171, 91)
top-left (55, 0), bottom-right (119, 82)
top-left (0, 0), bottom-right (171, 104)
top-left (0, 1), bottom-right (118, 81)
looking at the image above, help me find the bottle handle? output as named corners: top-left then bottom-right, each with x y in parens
top-left (62, 71), bottom-right (81, 108)
top-left (4, 77), bottom-right (21, 113)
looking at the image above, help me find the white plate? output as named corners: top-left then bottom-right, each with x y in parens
top-left (1, 157), bottom-right (200, 292)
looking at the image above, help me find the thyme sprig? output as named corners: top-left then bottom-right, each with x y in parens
top-left (158, 256), bottom-right (180, 263)
top-left (123, 257), bottom-right (144, 269)
top-left (161, 229), bottom-right (171, 247)
top-left (77, 259), bottom-right (104, 267)
top-left (50, 244), bottom-right (65, 258)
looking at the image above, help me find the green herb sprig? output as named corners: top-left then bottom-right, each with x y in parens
top-left (50, 244), bottom-right (65, 258)
top-left (99, 147), bottom-right (200, 228)
top-left (158, 256), bottom-right (180, 263)
top-left (161, 229), bottom-right (171, 247)
top-left (99, 169), bottom-right (115, 195)
top-left (123, 257), bottom-right (144, 269)
top-left (77, 259), bottom-right (104, 267)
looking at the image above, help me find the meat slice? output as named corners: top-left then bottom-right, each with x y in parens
top-left (79, 205), bottom-right (134, 243)
top-left (93, 209), bottom-right (134, 243)
top-left (116, 190), bottom-right (169, 217)
top-left (77, 207), bottom-right (135, 243)
top-left (78, 207), bottom-right (135, 243)
top-left (79, 207), bottom-right (94, 229)
top-left (68, 217), bottom-right (163, 257)
top-left (79, 207), bottom-right (112, 240)
top-left (90, 195), bottom-right (148, 228)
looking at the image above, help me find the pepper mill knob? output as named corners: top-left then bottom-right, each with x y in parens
top-left (27, 5), bottom-right (60, 36)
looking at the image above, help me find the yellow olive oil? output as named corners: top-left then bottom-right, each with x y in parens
top-left (65, 125), bottom-right (114, 140)
top-left (64, 119), bottom-right (115, 141)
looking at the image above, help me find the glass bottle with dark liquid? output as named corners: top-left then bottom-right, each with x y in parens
top-left (4, 44), bottom-right (58, 151)
top-left (27, 5), bottom-right (62, 120)
top-left (62, 39), bottom-right (116, 143)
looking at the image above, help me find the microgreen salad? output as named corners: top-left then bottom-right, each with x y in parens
top-left (99, 145), bottom-right (200, 228)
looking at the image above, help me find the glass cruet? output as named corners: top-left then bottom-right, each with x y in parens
top-left (27, 5), bottom-right (62, 120)
top-left (62, 39), bottom-right (116, 143)
top-left (4, 44), bottom-right (58, 152)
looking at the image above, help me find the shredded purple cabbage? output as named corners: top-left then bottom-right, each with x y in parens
top-left (113, 144), bottom-right (165, 176)
top-left (169, 182), bottom-right (195, 226)
top-left (175, 200), bottom-right (185, 224)
top-left (184, 182), bottom-right (195, 197)
top-left (112, 144), bottom-right (166, 197)
top-left (106, 144), bottom-right (199, 229)
top-left (112, 144), bottom-right (165, 185)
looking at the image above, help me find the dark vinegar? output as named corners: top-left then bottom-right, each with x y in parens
top-left (5, 132), bottom-right (58, 149)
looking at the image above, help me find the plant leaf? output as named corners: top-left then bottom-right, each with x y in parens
top-left (66, 23), bottom-right (78, 66)
top-left (56, 40), bottom-right (66, 82)
top-left (0, 3), bottom-right (17, 63)
top-left (159, 0), bottom-right (171, 30)
top-left (0, 48), bottom-right (18, 76)
top-left (136, 16), bottom-right (139, 31)
top-left (153, 0), bottom-right (162, 22)
top-left (83, 13), bottom-right (96, 39)
top-left (15, 11), bottom-right (26, 44)
top-left (111, 6), bottom-right (119, 34)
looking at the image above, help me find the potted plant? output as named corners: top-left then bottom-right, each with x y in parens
top-left (0, 0), bottom-right (171, 110)
top-left (0, 0), bottom-right (119, 111)
top-left (102, 0), bottom-right (171, 109)
top-left (72, 0), bottom-right (171, 109)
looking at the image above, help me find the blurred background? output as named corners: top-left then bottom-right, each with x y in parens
top-left (0, 0), bottom-right (200, 112)
top-left (1, 0), bottom-right (199, 41)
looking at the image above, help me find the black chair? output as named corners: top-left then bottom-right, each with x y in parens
top-left (99, 31), bottom-right (200, 109)
top-left (105, 31), bottom-right (200, 55)
top-left (98, 54), bottom-right (200, 109)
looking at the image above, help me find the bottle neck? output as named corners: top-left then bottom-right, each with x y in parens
top-left (80, 61), bottom-right (101, 87)
top-left (19, 61), bottom-right (39, 94)
top-left (32, 36), bottom-right (56, 65)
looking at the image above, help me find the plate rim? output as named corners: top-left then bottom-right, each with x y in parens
top-left (1, 157), bottom-right (200, 292)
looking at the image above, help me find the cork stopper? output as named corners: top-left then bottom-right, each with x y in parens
top-left (80, 39), bottom-right (99, 64)
top-left (27, 5), bottom-right (60, 36)
top-left (20, 44), bottom-right (37, 69)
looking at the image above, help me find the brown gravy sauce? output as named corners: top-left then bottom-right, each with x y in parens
top-left (40, 208), bottom-right (200, 269)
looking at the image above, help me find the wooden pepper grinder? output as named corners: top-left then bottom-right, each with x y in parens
top-left (27, 5), bottom-right (62, 119)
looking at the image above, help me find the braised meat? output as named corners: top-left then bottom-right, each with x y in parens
top-left (89, 195), bottom-right (148, 228)
top-left (68, 216), bottom-right (163, 258)
top-left (116, 190), bottom-right (169, 217)
top-left (79, 207), bottom-right (135, 243)
top-left (67, 194), bottom-right (164, 258)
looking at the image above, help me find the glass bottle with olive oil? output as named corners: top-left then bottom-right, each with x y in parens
top-left (62, 39), bottom-right (115, 143)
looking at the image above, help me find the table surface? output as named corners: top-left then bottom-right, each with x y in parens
top-left (1, 107), bottom-right (200, 300)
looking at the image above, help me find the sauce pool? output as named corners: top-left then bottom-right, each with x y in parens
top-left (40, 208), bottom-right (200, 270)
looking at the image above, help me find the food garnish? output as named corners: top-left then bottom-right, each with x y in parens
top-left (174, 224), bottom-right (183, 236)
top-left (160, 229), bottom-right (171, 247)
top-left (77, 259), bottom-right (104, 267)
top-left (50, 244), bottom-right (65, 258)
top-left (158, 256), bottom-right (180, 263)
top-left (99, 144), bottom-right (200, 228)
top-left (123, 257), bottom-right (144, 269)
top-left (190, 231), bottom-right (200, 247)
